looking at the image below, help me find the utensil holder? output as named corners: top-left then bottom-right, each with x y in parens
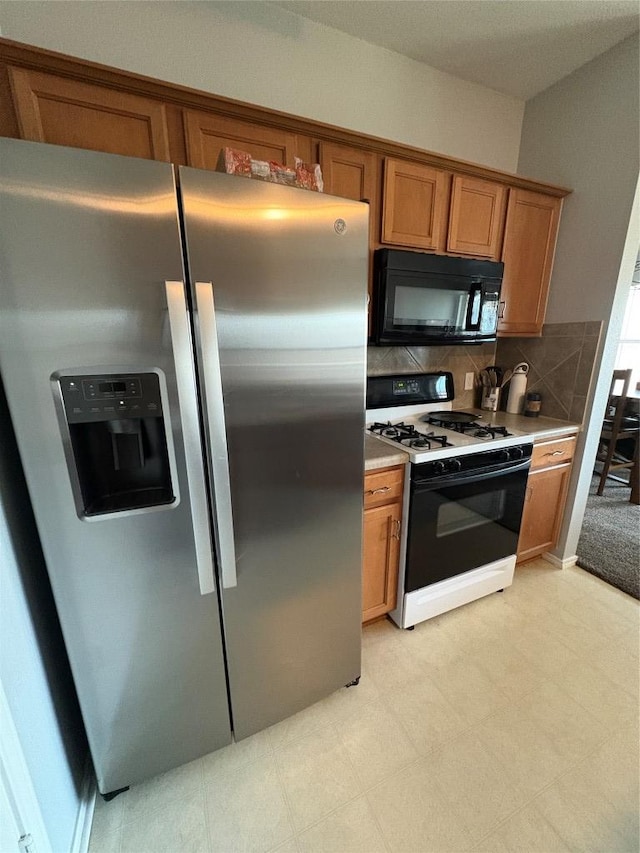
top-left (481, 387), bottom-right (500, 412)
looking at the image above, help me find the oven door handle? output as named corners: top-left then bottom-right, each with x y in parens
top-left (412, 458), bottom-right (531, 490)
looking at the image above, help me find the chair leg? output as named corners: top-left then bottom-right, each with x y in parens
top-left (597, 438), bottom-right (617, 495)
top-left (630, 437), bottom-right (639, 505)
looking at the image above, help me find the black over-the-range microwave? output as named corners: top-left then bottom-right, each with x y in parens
top-left (371, 249), bottom-right (504, 346)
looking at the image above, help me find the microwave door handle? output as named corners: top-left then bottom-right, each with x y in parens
top-left (165, 280), bottom-right (216, 596)
top-left (464, 282), bottom-right (483, 332)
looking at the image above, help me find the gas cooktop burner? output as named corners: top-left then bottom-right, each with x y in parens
top-left (368, 421), bottom-right (454, 450)
top-left (422, 411), bottom-right (513, 440)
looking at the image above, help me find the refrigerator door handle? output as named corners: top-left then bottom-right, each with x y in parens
top-left (194, 281), bottom-right (238, 590)
top-left (165, 280), bottom-right (216, 596)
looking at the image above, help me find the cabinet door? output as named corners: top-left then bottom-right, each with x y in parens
top-left (447, 175), bottom-right (507, 260)
top-left (184, 109), bottom-right (306, 170)
top-left (499, 189), bottom-right (562, 336)
top-left (8, 67), bottom-right (171, 160)
top-left (381, 159), bottom-right (449, 250)
top-left (362, 502), bottom-right (400, 622)
top-left (517, 464), bottom-right (572, 562)
top-left (319, 141), bottom-right (377, 203)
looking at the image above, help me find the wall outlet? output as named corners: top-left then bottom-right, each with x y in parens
top-left (464, 372), bottom-right (475, 391)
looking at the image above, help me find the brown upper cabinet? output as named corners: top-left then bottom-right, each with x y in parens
top-left (447, 175), bottom-right (507, 260)
top-left (183, 109), bottom-right (310, 170)
top-left (8, 67), bottom-right (171, 161)
top-left (381, 159), bottom-right (449, 250)
top-left (1, 40), bottom-right (571, 339)
top-left (318, 141), bottom-right (377, 204)
top-left (499, 188), bottom-right (562, 337)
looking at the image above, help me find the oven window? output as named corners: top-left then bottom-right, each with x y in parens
top-left (436, 490), bottom-right (506, 538)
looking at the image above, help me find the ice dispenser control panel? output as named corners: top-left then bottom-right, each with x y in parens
top-left (60, 373), bottom-right (163, 423)
top-left (56, 372), bottom-right (175, 517)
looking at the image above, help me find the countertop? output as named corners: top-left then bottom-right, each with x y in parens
top-left (364, 412), bottom-right (580, 472)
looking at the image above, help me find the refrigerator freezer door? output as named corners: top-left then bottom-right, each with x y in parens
top-left (0, 139), bottom-right (232, 793)
top-left (180, 169), bottom-right (368, 738)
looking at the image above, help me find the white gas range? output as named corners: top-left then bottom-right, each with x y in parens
top-left (366, 373), bottom-right (534, 629)
top-left (366, 403), bottom-right (531, 463)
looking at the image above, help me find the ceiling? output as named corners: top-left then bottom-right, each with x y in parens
top-left (272, 1), bottom-right (639, 99)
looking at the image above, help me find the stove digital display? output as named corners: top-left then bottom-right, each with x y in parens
top-left (393, 379), bottom-right (420, 395)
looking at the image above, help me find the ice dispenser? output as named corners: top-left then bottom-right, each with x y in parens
top-left (55, 372), bottom-right (175, 517)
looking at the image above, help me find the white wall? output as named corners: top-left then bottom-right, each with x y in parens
top-left (0, 385), bottom-right (87, 853)
top-left (516, 33), bottom-right (640, 560)
top-left (0, 0), bottom-right (524, 172)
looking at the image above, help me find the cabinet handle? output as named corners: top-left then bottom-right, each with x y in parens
top-left (525, 486), bottom-right (533, 503)
top-left (545, 450), bottom-right (565, 457)
top-left (392, 518), bottom-right (401, 540)
top-left (367, 486), bottom-right (391, 495)
top-left (498, 300), bottom-right (506, 319)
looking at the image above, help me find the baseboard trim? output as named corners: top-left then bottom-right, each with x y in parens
top-left (542, 552), bottom-right (578, 570)
top-left (71, 758), bottom-right (96, 853)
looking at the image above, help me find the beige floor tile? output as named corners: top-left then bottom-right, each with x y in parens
top-left (384, 672), bottom-right (469, 755)
top-left (269, 838), bottom-right (300, 853)
top-left (563, 593), bottom-right (637, 642)
top-left (535, 770), bottom-right (639, 852)
top-left (318, 665), bottom-right (381, 728)
top-left (473, 637), bottom-right (548, 701)
top-left (121, 756), bottom-right (204, 825)
top-left (338, 699), bottom-right (419, 789)
top-left (91, 793), bottom-right (126, 837)
top-left (536, 604), bottom-right (613, 655)
top-left (296, 795), bottom-right (387, 853)
top-left (267, 698), bottom-right (337, 750)
top-left (427, 653), bottom-right (511, 726)
top-left (578, 638), bottom-right (640, 698)
top-left (88, 825), bottom-right (122, 853)
top-left (521, 681), bottom-right (606, 766)
top-left (121, 790), bottom-right (208, 853)
top-left (427, 729), bottom-right (522, 841)
top-left (474, 802), bottom-right (572, 852)
top-left (88, 551), bottom-right (639, 853)
top-left (512, 622), bottom-right (583, 678)
top-left (367, 757), bottom-right (473, 852)
top-left (200, 728), bottom-right (272, 779)
top-left (204, 753), bottom-right (293, 852)
top-left (549, 657), bottom-right (639, 726)
top-left (362, 618), bottom-right (401, 648)
top-left (275, 724), bottom-right (362, 832)
top-left (361, 636), bottom-right (431, 693)
top-left (476, 697), bottom-right (570, 802)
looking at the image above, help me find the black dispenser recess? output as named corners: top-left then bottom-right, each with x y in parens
top-left (57, 373), bottom-right (175, 516)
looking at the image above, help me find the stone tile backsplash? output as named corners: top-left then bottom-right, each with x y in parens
top-left (495, 321), bottom-right (602, 423)
top-left (367, 342), bottom-right (497, 410)
top-left (367, 321), bottom-right (602, 422)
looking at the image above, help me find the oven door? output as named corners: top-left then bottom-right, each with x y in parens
top-left (405, 459), bottom-right (530, 592)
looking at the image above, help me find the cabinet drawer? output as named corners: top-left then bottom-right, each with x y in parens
top-left (531, 436), bottom-right (576, 470)
top-left (364, 465), bottom-right (404, 508)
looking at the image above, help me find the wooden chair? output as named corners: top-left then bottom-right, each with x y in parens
top-left (595, 369), bottom-right (640, 496)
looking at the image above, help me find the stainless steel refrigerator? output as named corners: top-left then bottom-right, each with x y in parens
top-left (0, 138), bottom-right (367, 795)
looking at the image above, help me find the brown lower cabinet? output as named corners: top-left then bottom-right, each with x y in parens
top-left (517, 435), bottom-right (577, 563)
top-left (362, 465), bottom-right (404, 622)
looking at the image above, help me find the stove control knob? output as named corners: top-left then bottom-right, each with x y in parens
top-left (447, 458), bottom-right (462, 473)
top-left (432, 460), bottom-right (446, 475)
top-left (510, 446), bottom-right (524, 460)
top-left (497, 449), bottom-right (511, 462)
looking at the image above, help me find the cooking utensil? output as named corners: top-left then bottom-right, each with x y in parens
top-left (480, 370), bottom-right (490, 387)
